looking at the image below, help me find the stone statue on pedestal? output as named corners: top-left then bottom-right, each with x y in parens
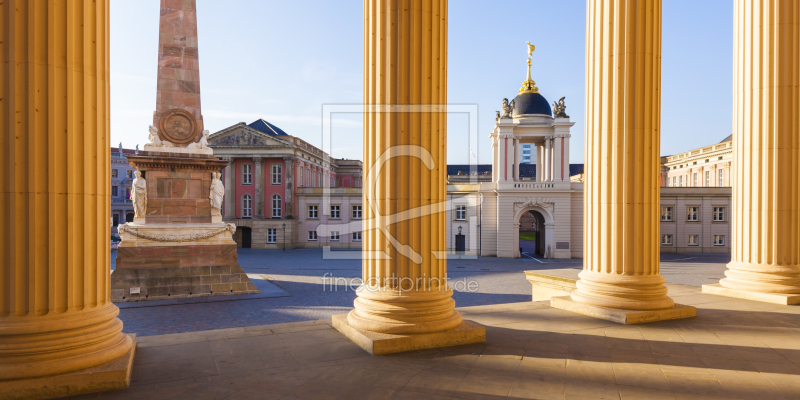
top-left (131, 170), bottom-right (147, 219)
top-left (500, 98), bottom-right (515, 119)
top-left (146, 125), bottom-right (174, 148)
top-left (188, 130), bottom-right (210, 150)
top-left (552, 96), bottom-right (569, 118)
top-left (210, 171), bottom-right (224, 216)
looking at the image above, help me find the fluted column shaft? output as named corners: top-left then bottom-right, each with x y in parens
top-left (0, 0), bottom-right (132, 380)
top-left (572, 0), bottom-right (674, 311)
top-left (223, 158), bottom-right (234, 218)
top-left (349, 0), bottom-right (461, 335)
top-left (721, 0), bottom-right (800, 294)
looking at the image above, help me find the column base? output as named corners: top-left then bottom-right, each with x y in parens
top-left (331, 314), bottom-right (485, 355)
top-left (0, 333), bottom-right (136, 400)
top-left (550, 296), bottom-right (696, 324)
top-left (702, 284), bottom-right (800, 305)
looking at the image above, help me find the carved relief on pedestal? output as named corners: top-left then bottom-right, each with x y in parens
top-left (512, 197), bottom-right (555, 216)
top-left (159, 108), bottom-right (198, 145)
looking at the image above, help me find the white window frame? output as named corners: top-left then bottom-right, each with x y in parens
top-left (271, 194), bottom-right (282, 218)
top-left (714, 235), bottom-right (725, 246)
top-left (679, 176), bottom-right (683, 187)
top-left (242, 164), bottom-right (253, 185)
top-left (352, 205), bottom-right (362, 220)
top-left (308, 231), bottom-right (318, 241)
top-left (661, 234), bottom-right (673, 245)
top-left (660, 206), bottom-right (673, 222)
top-left (713, 207), bottom-right (725, 222)
top-left (687, 207), bottom-right (699, 222)
top-left (299, 166), bottom-right (304, 187)
top-left (242, 194), bottom-right (252, 218)
top-left (330, 231), bottom-right (340, 241)
top-left (267, 228), bottom-right (277, 244)
top-left (718, 168), bottom-right (724, 187)
top-left (112, 169), bottom-right (118, 178)
top-left (455, 205), bottom-right (467, 221)
top-left (352, 232), bottom-right (362, 241)
top-left (271, 164), bottom-right (282, 185)
top-left (688, 234), bottom-right (699, 246)
top-left (308, 205), bottom-right (318, 219)
top-left (331, 205), bottom-right (340, 219)
top-left (693, 173), bottom-right (698, 187)
top-left (705, 171), bottom-right (711, 187)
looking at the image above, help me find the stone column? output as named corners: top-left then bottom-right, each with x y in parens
top-left (333, 0), bottom-right (483, 353)
top-left (514, 138), bottom-right (521, 181)
top-left (551, 0), bottom-right (695, 323)
top-left (703, 0), bottom-right (800, 305)
top-left (544, 138), bottom-right (552, 182)
top-left (254, 157), bottom-right (264, 218)
top-left (223, 158), bottom-right (235, 219)
top-left (536, 144), bottom-right (543, 182)
top-left (284, 156), bottom-right (295, 218)
top-left (0, 0), bottom-right (135, 396)
top-left (552, 136), bottom-right (562, 183)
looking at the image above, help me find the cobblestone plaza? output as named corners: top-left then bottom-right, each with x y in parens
top-left (115, 250), bottom-right (729, 337)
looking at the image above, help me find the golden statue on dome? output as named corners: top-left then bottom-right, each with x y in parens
top-left (519, 41), bottom-right (539, 94)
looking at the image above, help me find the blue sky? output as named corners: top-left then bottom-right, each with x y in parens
top-left (111, 0), bottom-right (732, 164)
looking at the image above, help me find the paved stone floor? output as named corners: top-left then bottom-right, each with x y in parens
top-left (71, 282), bottom-right (800, 400)
top-left (115, 250), bottom-right (731, 336)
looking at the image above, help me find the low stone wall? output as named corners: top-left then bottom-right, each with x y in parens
top-left (524, 271), bottom-right (577, 301)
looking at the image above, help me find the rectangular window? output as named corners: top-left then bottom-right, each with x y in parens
top-left (352, 205), bottom-right (362, 219)
top-left (112, 169), bottom-right (118, 178)
top-left (126, 170), bottom-right (133, 179)
top-left (455, 205), bottom-right (467, 221)
top-left (713, 207), bottom-right (725, 222)
top-left (111, 186), bottom-right (118, 197)
top-left (679, 176), bottom-right (683, 187)
top-left (693, 173), bottom-right (698, 187)
top-left (352, 232), bottom-right (362, 241)
top-left (718, 168), bottom-right (724, 187)
top-left (704, 171), bottom-right (710, 187)
top-left (267, 229), bottom-right (277, 244)
top-left (661, 234), bottom-right (673, 245)
top-left (126, 187), bottom-right (131, 200)
top-left (308, 231), bottom-right (318, 241)
top-left (242, 195), bottom-right (252, 218)
top-left (660, 206), bottom-right (673, 221)
top-left (299, 167), bottom-right (304, 187)
top-left (672, 176), bottom-right (676, 187)
top-left (242, 164), bottom-right (253, 185)
top-left (687, 207), bottom-right (699, 221)
top-left (688, 234), bottom-right (699, 246)
top-left (330, 231), bottom-right (339, 241)
top-left (714, 235), bottom-right (725, 246)
top-left (271, 164), bottom-right (282, 185)
top-left (308, 205), bottom-right (318, 219)
top-left (271, 195), bottom-right (282, 218)
top-left (331, 205), bottom-right (340, 219)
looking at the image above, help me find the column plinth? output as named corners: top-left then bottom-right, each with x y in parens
top-left (550, 0), bottom-right (695, 324)
top-left (703, 0), bottom-right (800, 305)
top-left (332, 0), bottom-right (484, 353)
top-left (0, 1), bottom-right (135, 398)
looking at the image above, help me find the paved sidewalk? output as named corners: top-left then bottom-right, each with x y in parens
top-left (115, 250), bottom-right (731, 337)
top-left (73, 283), bottom-right (800, 400)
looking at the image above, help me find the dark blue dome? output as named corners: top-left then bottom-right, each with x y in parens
top-left (512, 92), bottom-right (552, 117)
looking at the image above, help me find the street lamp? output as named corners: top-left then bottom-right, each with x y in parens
top-left (458, 225), bottom-right (462, 235)
top-left (282, 223), bottom-right (286, 251)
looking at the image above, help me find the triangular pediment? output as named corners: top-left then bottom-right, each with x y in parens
top-left (208, 125), bottom-right (290, 147)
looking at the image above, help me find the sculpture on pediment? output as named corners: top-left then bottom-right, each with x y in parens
top-left (146, 125), bottom-right (174, 147)
top-left (209, 172), bottom-right (224, 216)
top-left (552, 97), bottom-right (569, 118)
top-left (513, 197), bottom-right (555, 216)
top-left (500, 98), bottom-right (515, 119)
top-left (188, 130), bottom-right (210, 150)
top-left (210, 130), bottom-right (269, 146)
top-left (131, 170), bottom-right (147, 219)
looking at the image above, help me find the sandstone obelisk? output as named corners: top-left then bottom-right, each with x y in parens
top-left (153, 0), bottom-right (204, 145)
top-left (110, 0), bottom-right (259, 302)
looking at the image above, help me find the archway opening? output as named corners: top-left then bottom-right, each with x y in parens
top-left (519, 210), bottom-right (546, 257)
